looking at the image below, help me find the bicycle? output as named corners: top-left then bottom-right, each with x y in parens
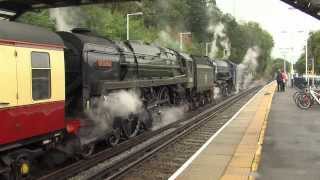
top-left (295, 86), bottom-right (320, 109)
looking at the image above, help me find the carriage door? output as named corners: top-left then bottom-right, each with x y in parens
top-left (0, 45), bottom-right (18, 107)
top-left (0, 45), bottom-right (18, 144)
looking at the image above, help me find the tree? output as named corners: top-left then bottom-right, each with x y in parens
top-left (17, 10), bottom-right (56, 30)
top-left (295, 54), bottom-right (306, 75)
top-left (295, 30), bottom-right (320, 75)
top-left (224, 21), bottom-right (274, 75)
top-left (307, 31), bottom-right (320, 74)
top-left (184, 0), bottom-right (209, 43)
top-left (15, 1), bottom-right (274, 79)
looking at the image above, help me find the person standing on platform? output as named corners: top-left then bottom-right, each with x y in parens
top-left (276, 70), bottom-right (283, 92)
top-left (281, 70), bottom-right (288, 92)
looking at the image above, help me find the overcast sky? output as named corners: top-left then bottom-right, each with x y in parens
top-left (216, 0), bottom-right (320, 63)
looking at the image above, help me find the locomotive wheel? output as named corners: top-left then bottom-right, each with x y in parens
top-left (138, 108), bottom-right (153, 131)
top-left (158, 87), bottom-right (171, 105)
top-left (80, 143), bottom-right (95, 159)
top-left (139, 122), bottom-right (147, 133)
top-left (222, 86), bottom-right (229, 97)
top-left (106, 128), bottom-right (120, 147)
top-left (122, 115), bottom-right (141, 139)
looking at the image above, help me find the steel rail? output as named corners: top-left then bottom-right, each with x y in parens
top-left (86, 86), bottom-right (261, 180)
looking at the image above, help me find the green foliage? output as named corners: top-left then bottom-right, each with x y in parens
top-left (184, 0), bottom-right (210, 42)
top-left (223, 15), bottom-right (246, 63)
top-left (15, 0), bottom-right (274, 79)
top-left (81, 6), bottom-right (127, 40)
top-left (224, 19), bottom-right (274, 75)
top-left (17, 10), bottom-right (56, 30)
top-left (295, 54), bottom-right (306, 75)
top-left (295, 31), bottom-right (320, 75)
top-left (307, 31), bottom-right (320, 74)
top-left (241, 22), bottom-right (273, 74)
top-left (273, 58), bottom-right (290, 73)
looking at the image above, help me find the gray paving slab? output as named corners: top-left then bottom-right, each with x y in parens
top-left (258, 88), bottom-right (320, 180)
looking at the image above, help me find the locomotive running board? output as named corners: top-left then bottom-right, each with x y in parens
top-left (95, 76), bottom-right (188, 92)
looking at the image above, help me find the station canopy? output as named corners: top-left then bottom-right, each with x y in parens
top-left (0, 0), bottom-right (136, 20)
top-left (281, 0), bottom-right (320, 20)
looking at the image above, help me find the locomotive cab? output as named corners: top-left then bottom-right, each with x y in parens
top-left (179, 53), bottom-right (194, 89)
top-left (214, 59), bottom-right (232, 82)
top-left (58, 31), bottom-right (122, 118)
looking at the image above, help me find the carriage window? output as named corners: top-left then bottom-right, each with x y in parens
top-left (31, 52), bottom-right (51, 100)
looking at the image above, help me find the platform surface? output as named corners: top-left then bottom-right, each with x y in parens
top-left (258, 88), bottom-right (320, 180)
top-left (169, 82), bottom-right (277, 180)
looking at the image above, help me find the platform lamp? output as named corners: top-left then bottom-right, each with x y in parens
top-left (126, 12), bottom-right (143, 40)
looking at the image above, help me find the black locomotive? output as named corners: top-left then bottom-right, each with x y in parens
top-left (58, 29), bottom-right (237, 147)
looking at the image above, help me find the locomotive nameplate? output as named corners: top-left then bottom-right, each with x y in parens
top-left (95, 59), bottom-right (112, 69)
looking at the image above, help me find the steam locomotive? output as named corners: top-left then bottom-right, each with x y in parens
top-left (0, 20), bottom-right (237, 179)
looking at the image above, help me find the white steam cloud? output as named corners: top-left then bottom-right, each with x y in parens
top-left (208, 23), bottom-right (231, 59)
top-left (79, 90), bottom-right (143, 144)
top-left (213, 87), bottom-right (221, 99)
top-left (152, 105), bottom-right (186, 131)
top-left (78, 89), bottom-right (186, 143)
top-left (236, 46), bottom-right (260, 92)
top-left (156, 27), bottom-right (180, 49)
top-left (49, 7), bottom-right (84, 31)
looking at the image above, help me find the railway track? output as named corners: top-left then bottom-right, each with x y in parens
top-left (38, 86), bottom-right (261, 180)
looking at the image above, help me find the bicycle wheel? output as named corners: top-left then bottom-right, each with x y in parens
top-left (294, 92), bottom-right (304, 107)
top-left (292, 91), bottom-right (300, 103)
top-left (296, 93), bottom-right (312, 109)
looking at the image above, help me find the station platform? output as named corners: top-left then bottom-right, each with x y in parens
top-left (169, 82), bottom-right (320, 180)
top-left (168, 82), bottom-right (281, 180)
top-left (258, 87), bottom-right (320, 179)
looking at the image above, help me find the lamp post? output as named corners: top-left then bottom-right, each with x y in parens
top-left (288, 7), bottom-right (310, 86)
top-left (126, 12), bottom-right (143, 40)
top-left (306, 37), bottom-right (309, 86)
top-left (205, 42), bottom-right (212, 56)
top-left (179, 32), bottom-right (191, 51)
top-left (296, 30), bottom-right (309, 86)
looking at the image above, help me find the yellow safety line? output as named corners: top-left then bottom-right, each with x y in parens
top-left (219, 82), bottom-right (276, 180)
top-left (249, 83), bottom-right (276, 180)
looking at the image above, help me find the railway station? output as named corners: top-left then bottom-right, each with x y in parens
top-left (0, 0), bottom-right (320, 180)
top-left (169, 82), bottom-right (320, 180)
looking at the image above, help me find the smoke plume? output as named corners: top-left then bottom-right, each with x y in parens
top-left (156, 27), bottom-right (180, 49)
top-left (79, 90), bottom-right (143, 144)
top-left (207, 22), bottom-right (231, 59)
top-left (49, 7), bottom-right (84, 31)
top-left (152, 105), bottom-right (186, 131)
top-left (213, 87), bottom-right (221, 99)
top-left (236, 46), bottom-right (260, 92)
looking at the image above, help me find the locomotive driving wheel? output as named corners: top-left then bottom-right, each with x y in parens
top-left (122, 115), bottom-right (141, 139)
top-left (158, 87), bottom-right (171, 105)
top-left (80, 143), bottom-right (95, 159)
top-left (106, 128), bottom-right (121, 147)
